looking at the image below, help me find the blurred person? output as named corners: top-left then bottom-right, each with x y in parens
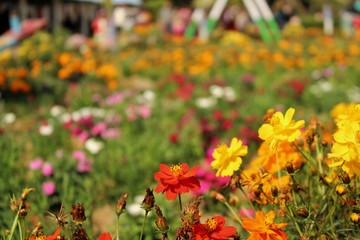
top-left (91, 9), bottom-right (108, 42)
top-left (10, 10), bottom-right (21, 37)
top-left (158, 0), bottom-right (173, 36)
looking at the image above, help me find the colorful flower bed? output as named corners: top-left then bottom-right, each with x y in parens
top-left (1, 28), bottom-right (360, 240)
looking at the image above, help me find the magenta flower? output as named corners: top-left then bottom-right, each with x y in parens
top-left (29, 157), bottom-right (43, 170)
top-left (78, 131), bottom-right (89, 142)
top-left (42, 162), bottom-right (54, 176)
top-left (42, 181), bottom-right (56, 196)
top-left (91, 122), bottom-right (107, 136)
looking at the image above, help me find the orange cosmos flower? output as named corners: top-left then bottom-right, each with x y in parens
top-left (242, 210), bottom-right (287, 240)
top-left (154, 163), bottom-right (200, 200)
top-left (193, 216), bottom-right (237, 240)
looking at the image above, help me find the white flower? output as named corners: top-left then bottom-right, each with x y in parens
top-left (209, 85), bottom-right (224, 98)
top-left (223, 86), bottom-right (236, 102)
top-left (91, 108), bottom-right (106, 118)
top-left (85, 138), bottom-right (104, 154)
top-left (195, 97), bottom-right (216, 109)
top-left (126, 195), bottom-right (152, 217)
top-left (347, 86), bottom-right (360, 102)
top-left (143, 90), bottom-right (156, 104)
top-left (2, 113), bottom-right (16, 124)
top-left (50, 105), bottom-right (65, 117)
top-left (71, 111), bottom-right (82, 122)
top-left (61, 113), bottom-right (72, 123)
top-left (79, 107), bottom-right (92, 117)
top-left (39, 123), bottom-right (53, 136)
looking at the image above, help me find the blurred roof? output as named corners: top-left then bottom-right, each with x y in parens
top-left (67, 0), bottom-right (143, 6)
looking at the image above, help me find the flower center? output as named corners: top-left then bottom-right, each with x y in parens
top-left (270, 115), bottom-right (281, 126)
top-left (170, 164), bottom-right (183, 177)
top-left (205, 217), bottom-right (218, 232)
top-left (216, 144), bottom-right (228, 155)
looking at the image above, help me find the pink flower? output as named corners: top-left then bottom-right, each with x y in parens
top-left (106, 92), bottom-right (124, 106)
top-left (101, 128), bottom-right (120, 139)
top-left (72, 150), bottom-right (86, 161)
top-left (42, 181), bottom-right (56, 196)
top-left (77, 158), bottom-right (92, 173)
top-left (78, 131), bottom-right (89, 142)
top-left (29, 157), bottom-right (43, 170)
top-left (42, 162), bottom-right (54, 176)
top-left (138, 106), bottom-right (151, 118)
top-left (91, 122), bottom-right (107, 136)
top-left (239, 208), bottom-right (255, 218)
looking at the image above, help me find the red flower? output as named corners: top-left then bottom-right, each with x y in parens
top-left (98, 232), bottom-right (112, 240)
top-left (154, 163), bottom-right (200, 200)
top-left (193, 216), bottom-right (236, 240)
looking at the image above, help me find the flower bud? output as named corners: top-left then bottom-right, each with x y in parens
top-left (19, 208), bottom-right (28, 217)
top-left (116, 192), bottom-right (128, 216)
top-left (286, 161), bottom-right (295, 174)
top-left (21, 188), bottom-right (35, 201)
top-left (141, 188), bottom-right (155, 212)
top-left (350, 213), bottom-right (360, 224)
top-left (335, 184), bottom-right (346, 196)
top-left (338, 172), bottom-right (351, 184)
top-left (296, 207), bottom-right (309, 218)
top-left (70, 203), bottom-right (86, 224)
top-left (271, 186), bottom-right (278, 197)
top-left (209, 191), bottom-right (225, 202)
top-left (154, 205), bottom-right (169, 233)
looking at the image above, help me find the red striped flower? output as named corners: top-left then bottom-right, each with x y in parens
top-left (154, 163), bottom-right (200, 200)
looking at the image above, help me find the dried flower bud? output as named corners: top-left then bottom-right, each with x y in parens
top-left (154, 205), bottom-right (169, 233)
top-left (350, 213), bottom-right (360, 224)
top-left (19, 208), bottom-right (28, 217)
top-left (116, 192), bottom-right (128, 216)
top-left (296, 207), bottom-right (309, 218)
top-left (21, 188), bottom-right (35, 201)
top-left (271, 186), bottom-right (278, 197)
top-left (70, 203), bottom-right (87, 224)
top-left (10, 198), bottom-right (21, 212)
top-left (141, 188), bottom-right (155, 212)
top-left (209, 191), bottom-right (225, 202)
top-left (228, 194), bottom-right (239, 206)
top-left (71, 225), bottom-right (88, 240)
top-left (335, 184), bottom-right (346, 196)
top-left (286, 161), bottom-right (295, 174)
top-left (228, 175), bottom-right (241, 190)
top-left (263, 108), bottom-right (275, 123)
top-left (338, 172), bottom-right (351, 184)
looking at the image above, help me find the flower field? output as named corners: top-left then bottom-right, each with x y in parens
top-left (1, 27), bottom-right (360, 240)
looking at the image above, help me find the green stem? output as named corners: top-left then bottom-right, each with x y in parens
top-left (178, 194), bottom-right (182, 212)
top-left (115, 215), bottom-right (120, 240)
top-left (286, 204), bottom-right (303, 237)
top-left (17, 221), bottom-right (22, 240)
top-left (8, 201), bottom-right (23, 240)
top-left (223, 201), bottom-right (242, 225)
top-left (139, 211), bottom-right (148, 240)
top-left (239, 187), bottom-right (257, 211)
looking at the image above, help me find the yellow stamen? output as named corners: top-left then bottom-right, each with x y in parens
top-left (170, 164), bottom-right (183, 177)
top-left (270, 115), bottom-right (280, 126)
top-left (205, 217), bottom-right (218, 232)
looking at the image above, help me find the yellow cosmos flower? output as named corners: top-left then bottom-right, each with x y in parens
top-left (211, 138), bottom-right (248, 177)
top-left (328, 121), bottom-right (360, 176)
top-left (258, 108), bottom-right (305, 152)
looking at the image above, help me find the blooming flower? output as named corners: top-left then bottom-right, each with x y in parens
top-left (211, 138), bottom-right (248, 177)
top-left (258, 108), bottom-right (305, 152)
top-left (193, 216), bottom-right (236, 240)
top-left (85, 138), bottom-right (104, 154)
top-left (29, 228), bottom-right (61, 240)
top-left (98, 233), bottom-right (112, 240)
top-left (39, 122), bottom-right (54, 136)
top-left (41, 162), bottom-right (54, 176)
top-left (242, 210), bottom-right (287, 240)
top-left (42, 181), bottom-right (56, 196)
top-left (328, 121), bottom-right (360, 176)
top-left (29, 157), bottom-right (43, 170)
top-left (154, 163), bottom-right (200, 200)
